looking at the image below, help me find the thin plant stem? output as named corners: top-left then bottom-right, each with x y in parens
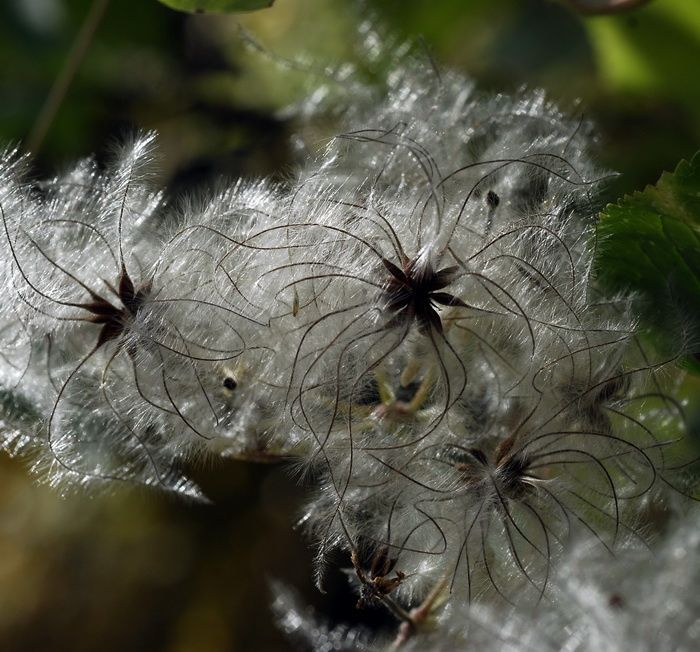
top-left (390, 577), bottom-right (447, 650)
top-left (27, 0), bottom-right (111, 155)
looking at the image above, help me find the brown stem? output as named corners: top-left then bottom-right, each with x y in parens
top-left (390, 578), bottom-right (448, 650)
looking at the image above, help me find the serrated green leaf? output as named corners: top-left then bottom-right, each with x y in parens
top-left (597, 151), bottom-right (700, 361)
top-left (157, 0), bottom-right (274, 14)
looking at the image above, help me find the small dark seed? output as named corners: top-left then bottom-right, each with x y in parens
top-left (608, 593), bottom-right (625, 609)
top-left (396, 381), bottom-right (421, 403)
top-left (223, 377), bottom-right (237, 391)
top-left (486, 190), bottom-right (500, 208)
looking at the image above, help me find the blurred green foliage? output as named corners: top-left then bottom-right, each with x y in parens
top-left (2, 0), bottom-right (698, 194)
top-left (1, 0), bottom-right (699, 650)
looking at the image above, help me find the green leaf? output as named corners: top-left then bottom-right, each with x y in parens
top-left (157, 0), bottom-right (274, 14)
top-left (597, 151), bottom-right (700, 361)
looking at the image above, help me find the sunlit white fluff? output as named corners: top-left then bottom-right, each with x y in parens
top-left (0, 51), bottom-right (697, 650)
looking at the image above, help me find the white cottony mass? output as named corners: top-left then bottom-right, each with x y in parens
top-left (0, 57), bottom-right (696, 648)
